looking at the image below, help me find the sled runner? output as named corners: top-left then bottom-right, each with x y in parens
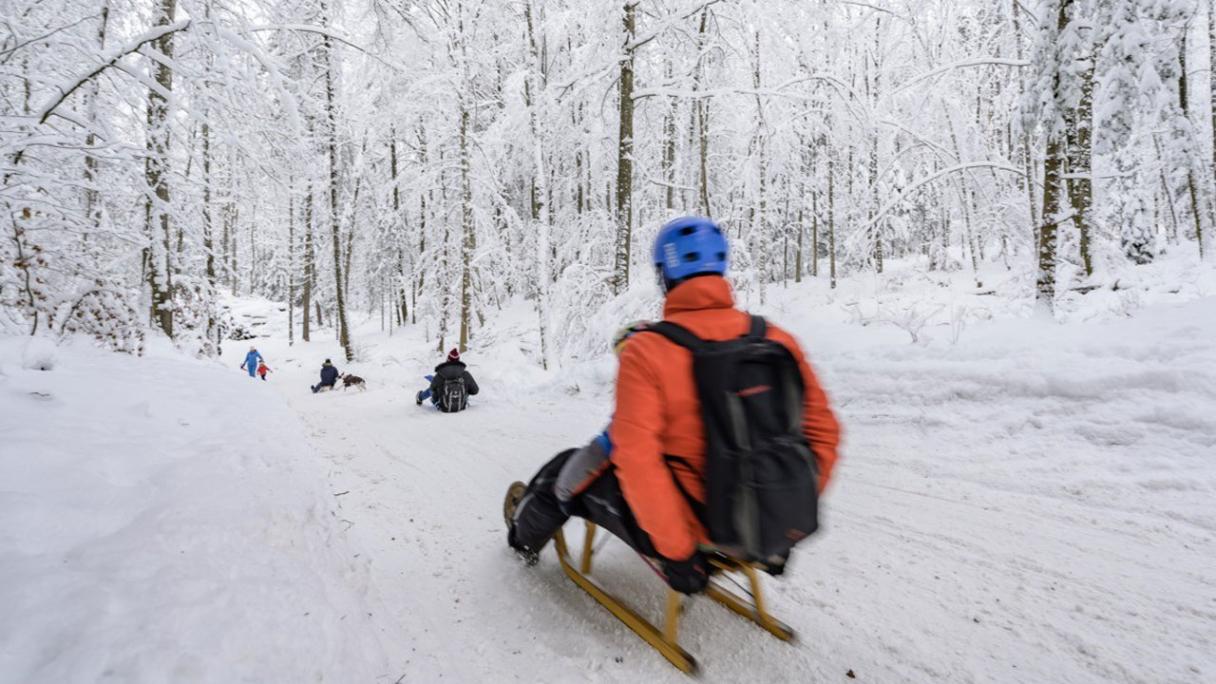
top-left (552, 521), bottom-right (795, 675)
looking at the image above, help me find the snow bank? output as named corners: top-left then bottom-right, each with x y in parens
top-left (0, 337), bottom-right (391, 683)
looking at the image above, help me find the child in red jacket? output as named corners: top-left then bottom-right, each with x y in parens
top-left (257, 361), bottom-right (271, 381)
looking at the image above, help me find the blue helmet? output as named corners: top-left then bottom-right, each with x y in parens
top-left (652, 216), bottom-right (728, 289)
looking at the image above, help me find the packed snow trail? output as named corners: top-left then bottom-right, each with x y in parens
top-left (235, 295), bottom-right (1215, 684)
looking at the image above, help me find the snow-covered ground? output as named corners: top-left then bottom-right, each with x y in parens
top-left (0, 337), bottom-right (392, 682)
top-left (3, 261), bottom-right (1215, 682)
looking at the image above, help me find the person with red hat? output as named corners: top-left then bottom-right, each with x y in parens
top-left (416, 348), bottom-right (480, 412)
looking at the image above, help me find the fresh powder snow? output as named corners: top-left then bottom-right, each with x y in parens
top-left (4, 269), bottom-right (1212, 683)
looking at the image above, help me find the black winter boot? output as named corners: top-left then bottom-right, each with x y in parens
top-left (503, 481), bottom-right (538, 566)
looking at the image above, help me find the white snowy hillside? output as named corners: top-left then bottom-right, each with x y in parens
top-left (4, 0), bottom-right (1216, 682)
top-left (4, 265), bottom-right (1215, 683)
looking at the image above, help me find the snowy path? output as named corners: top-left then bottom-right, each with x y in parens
top-left (245, 298), bottom-right (1214, 684)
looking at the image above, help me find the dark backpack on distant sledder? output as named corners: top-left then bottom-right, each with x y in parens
top-left (438, 376), bottom-right (468, 413)
top-left (647, 315), bottom-right (818, 563)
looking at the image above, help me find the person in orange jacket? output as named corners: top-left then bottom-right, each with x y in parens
top-left (257, 360), bottom-right (271, 381)
top-left (504, 216), bottom-right (841, 594)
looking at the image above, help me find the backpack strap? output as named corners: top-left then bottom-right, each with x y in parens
top-left (747, 315), bottom-right (767, 340)
top-left (646, 316), bottom-right (766, 349)
top-left (645, 321), bottom-right (706, 351)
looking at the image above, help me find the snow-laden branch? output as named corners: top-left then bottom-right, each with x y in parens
top-left (835, 1), bottom-right (908, 19)
top-left (212, 25), bottom-right (302, 134)
top-left (244, 24), bottom-right (408, 73)
top-left (34, 19), bottom-right (191, 125)
top-left (860, 161), bottom-right (1026, 235)
top-left (0, 13), bottom-right (99, 65)
top-left (891, 58), bottom-right (1030, 97)
top-left (626, 0), bottom-right (724, 52)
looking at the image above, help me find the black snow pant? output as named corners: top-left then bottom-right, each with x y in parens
top-left (512, 447), bottom-right (659, 559)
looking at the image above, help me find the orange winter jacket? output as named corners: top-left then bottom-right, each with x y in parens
top-left (609, 275), bottom-right (842, 561)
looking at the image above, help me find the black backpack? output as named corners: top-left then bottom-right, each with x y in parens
top-left (646, 316), bottom-right (819, 562)
top-left (439, 376), bottom-right (468, 413)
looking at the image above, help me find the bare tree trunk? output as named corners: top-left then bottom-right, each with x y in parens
top-left (83, 3), bottom-right (109, 230)
top-left (748, 27), bottom-right (768, 303)
top-left (795, 202), bottom-right (803, 284)
top-left (1152, 135), bottom-right (1181, 241)
top-left (812, 186), bottom-right (820, 278)
top-left (415, 127), bottom-right (428, 326)
top-left (389, 133), bottom-right (409, 324)
top-left (1036, 0), bottom-right (1072, 309)
top-left (302, 179), bottom-right (314, 342)
top-left (612, 2), bottom-right (637, 294)
top-left (526, 0), bottom-right (551, 369)
top-left (796, 149), bottom-right (806, 284)
top-left (688, 8), bottom-right (712, 216)
top-left (458, 106), bottom-right (473, 353)
top-left (322, 26), bottom-right (352, 361)
top-left (869, 18), bottom-right (883, 274)
top-left (662, 58), bottom-right (676, 211)
top-left (1010, 0), bottom-right (1040, 254)
top-left (201, 48), bottom-right (219, 352)
top-left (144, 0), bottom-right (177, 338)
top-left (1210, 0), bottom-right (1216, 239)
top-left (226, 147), bottom-right (239, 295)
top-left (1064, 48), bottom-right (1095, 277)
top-left (828, 143), bottom-right (837, 290)
top-left (962, 187), bottom-right (982, 287)
top-left (288, 188), bottom-right (295, 346)
top-left (1180, 28), bottom-right (1207, 258)
top-left (437, 149), bottom-right (452, 354)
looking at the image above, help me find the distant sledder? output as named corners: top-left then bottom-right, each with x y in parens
top-left (240, 346), bottom-right (263, 379)
top-left (311, 359), bottom-right (339, 393)
top-left (502, 216), bottom-right (842, 673)
top-left (416, 348), bottom-right (479, 412)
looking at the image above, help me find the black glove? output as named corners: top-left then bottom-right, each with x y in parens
top-left (662, 552), bottom-right (709, 594)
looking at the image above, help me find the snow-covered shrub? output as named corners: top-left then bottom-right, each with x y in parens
top-left (1122, 229), bottom-right (1156, 265)
top-left (21, 337), bottom-right (58, 371)
top-left (948, 304), bottom-right (969, 345)
top-left (172, 280), bottom-right (225, 357)
top-left (0, 214), bottom-right (53, 335)
top-left (57, 289), bottom-right (145, 356)
top-left (842, 299), bottom-right (874, 327)
top-left (563, 277), bottom-right (663, 365)
top-left (879, 302), bottom-right (943, 344)
top-left (549, 262), bottom-right (616, 364)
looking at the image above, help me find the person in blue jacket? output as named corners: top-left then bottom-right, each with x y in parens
top-left (311, 359), bottom-right (340, 393)
top-left (240, 346), bottom-right (263, 379)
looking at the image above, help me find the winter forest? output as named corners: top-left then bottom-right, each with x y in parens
top-left (3, 0), bottom-right (1212, 363)
top-left (4, 1), bottom-right (1216, 682)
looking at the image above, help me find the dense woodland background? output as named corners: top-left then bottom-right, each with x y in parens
top-left (1, 0), bottom-right (1211, 365)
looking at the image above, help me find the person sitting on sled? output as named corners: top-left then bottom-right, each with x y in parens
top-left (503, 216), bottom-right (841, 594)
top-left (311, 359), bottom-right (339, 393)
top-left (415, 348), bottom-right (479, 412)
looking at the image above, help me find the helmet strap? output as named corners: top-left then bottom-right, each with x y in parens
top-left (655, 266), bottom-right (672, 294)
